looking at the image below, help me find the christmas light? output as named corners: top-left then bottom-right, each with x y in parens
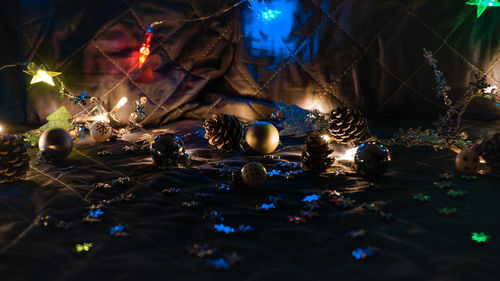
top-left (336, 146), bottom-right (359, 161)
top-left (320, 134), bottom-right (331, 143)
top-left (466, 0), bottom-right (500, 18)
top-left (138, 25), bottom-right (153, 68)
top-left (23, 62), bottom-right (61, 86)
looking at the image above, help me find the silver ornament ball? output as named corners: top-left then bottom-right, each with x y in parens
top-left (38, 128), bottom-right (73, 162)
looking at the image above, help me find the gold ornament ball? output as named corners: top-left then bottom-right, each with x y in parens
top-left (245, 121), bottom-right (280, 154)
top-left (90, 121), bottom-right (113, 142)
top-left (38, 128), bottom-right (73, 161)
top-left (455, 150), bottom-right (479, 175)
top-left (241, 162), bottom-right (267, 187)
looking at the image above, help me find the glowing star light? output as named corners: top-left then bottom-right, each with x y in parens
top-left (23, 62), bottom-right (61, 86)
top-left (466, 0), bottom-right (500, 18)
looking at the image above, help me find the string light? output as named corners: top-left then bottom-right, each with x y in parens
top-left (136, 0), bottom-right (279, 67)
top-left (23, 62), bottom-right (61, 86)
top-left (138, 25), bottom-right (153, 68)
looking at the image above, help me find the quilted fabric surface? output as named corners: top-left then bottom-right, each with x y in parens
top-left (0, 0), bottom-right (499, 125)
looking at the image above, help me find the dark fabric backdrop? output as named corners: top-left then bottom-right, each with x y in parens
top-left (0, 0), bottom-right (499, 126)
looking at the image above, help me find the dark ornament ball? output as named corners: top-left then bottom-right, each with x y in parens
top-left (354, 141), bottom-right (391, 180)
top-left (38, 128), bottom-right (73, 162)
top-left (150, 133), bottom-right (186, 169)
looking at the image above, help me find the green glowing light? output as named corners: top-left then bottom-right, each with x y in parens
top-left (466, 0), bottom-right (500, 18)
top-left (471, 232), bottom-right (490, 243)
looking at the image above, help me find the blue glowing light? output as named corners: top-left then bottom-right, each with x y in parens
top-left (243, 0), bottom-right (303, 67)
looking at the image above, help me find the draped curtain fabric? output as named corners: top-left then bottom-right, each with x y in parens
top-left (0, 0), bottom-right (499, 126)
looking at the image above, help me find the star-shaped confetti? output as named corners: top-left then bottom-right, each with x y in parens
top-left (23, 62), bottom-right (61, 86)
top-left (83, 208), bottom-right (104, 223)
top-left (447, 189), bottom-right (467, 199)
top-left (434, 181), bottom-right (453, 189)
top-left (206, 258), bottom-right (229, 270)
top-left (75, 243), bottom-right (93, 253)
top-left (214, 224), bottom-right (235, 234)
top-left (303, 194), bottom-right (321, 203)
top-left (256, 202), bottom-right (276, 212)
top-left (267, 170), bottom-right (281, 177)
top-left (109, 224), bottom-right (128, 236)
top-left (413, 193), bottom-right (431, 202)
top-left (352, 247), bottom-right (376, 260)
top-left (438, 207), bottom-right (457, 216)
top-left (471, 232), bottom-right (490, 243)
top-left (466, 0), bottom-right (500, 18)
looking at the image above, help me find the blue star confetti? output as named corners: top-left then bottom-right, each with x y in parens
top-left (214, 224), bottom-right (235, 234)
top-left (267, 170), bottom-right (282, 177)
top-left (206, 258), bottom-right (229, 270)
top-left (109, 224), bottom-right (128, 236)
top-left (302, 194), bottom-right (321, 203)
top-left (237, 225), bottom-right (254, 233)
top-left (256, 202), bottom-right (276, 212)
top-left (83, 207), bottom-right (104, 223)
top-left (352, 247), bottom-right (376, 260)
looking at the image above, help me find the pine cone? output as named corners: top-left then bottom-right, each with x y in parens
top-left (302, 131), bottom-right (334, 174)
top-left (476, 133), bottom-right (500, 173)
top-left (328, 106), bottom-right (368, 144)
top-left (0, 135), bottom-right (30, 183)
top-left (203, 113), bottom-right (243, 151)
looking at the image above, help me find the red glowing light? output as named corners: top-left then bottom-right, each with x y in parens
top-left (138, 26), bottom-right (153, 68)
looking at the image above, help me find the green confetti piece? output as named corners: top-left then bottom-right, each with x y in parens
top-left (447, 189), bottom-right (467, 199)
top-left (471, 232), bottom-right (490, 243)
top-left (413, 193), bottom-right (431, 202)
top-left (438, 207), bottom-right (457, 216)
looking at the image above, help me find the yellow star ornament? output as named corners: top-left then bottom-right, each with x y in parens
top-left (23, 62), bottom-right (61, 86)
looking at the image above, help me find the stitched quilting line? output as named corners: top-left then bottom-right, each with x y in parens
top-left (91, 40), bottom-right (171, 114)
top-left (309, 0), bottom-right (445, 111)
top-left (402, 3), bottom-right (500, 86)
top-left (29, 164), bottom-right (88, 203)
top-left (376, 3), bottom-right (475, 114)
